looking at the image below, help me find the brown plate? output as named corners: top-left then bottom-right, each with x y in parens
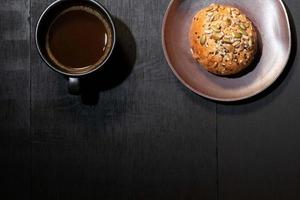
top-left (162, 0), bottom-right (291, 101)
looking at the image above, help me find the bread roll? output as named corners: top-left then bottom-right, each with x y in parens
top-left (189, 4), bottom-right (258, 75)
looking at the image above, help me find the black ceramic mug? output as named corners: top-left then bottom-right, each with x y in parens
top-left (35, 0), bottom-right (116, 94)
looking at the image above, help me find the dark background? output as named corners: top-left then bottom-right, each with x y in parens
top-left (0, 0), bottom-right (299, 199)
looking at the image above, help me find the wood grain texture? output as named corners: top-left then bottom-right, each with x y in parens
top-left (30, 0), bottom-right (217, 199)
top-left (0, 0), bottom-right (31, 199)
top-left (0, 0), bottom-right (30, 135)
top-left (2, 0), bottom-right (299, 199)
top-left (217, 0), bottom-right (300, 199)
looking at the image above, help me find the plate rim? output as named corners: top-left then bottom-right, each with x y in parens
top-left (161, 0), bottom-right (292, 102)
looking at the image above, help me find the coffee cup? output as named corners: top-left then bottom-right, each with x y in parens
top-left (36, 0), bottom-right (116, 94)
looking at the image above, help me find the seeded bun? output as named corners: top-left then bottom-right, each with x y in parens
top-left (189, 4), bottom-right (258, 76)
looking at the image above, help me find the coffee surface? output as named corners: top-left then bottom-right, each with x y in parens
top-left (46, 6), bottom-right (112, 70)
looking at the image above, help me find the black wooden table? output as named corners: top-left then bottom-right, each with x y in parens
top-left (0, 0), bottom-right (299, 199)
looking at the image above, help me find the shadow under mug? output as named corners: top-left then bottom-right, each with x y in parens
top-left (35, 0), bottom-right (116, 94)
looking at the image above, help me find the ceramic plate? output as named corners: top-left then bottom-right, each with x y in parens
top-left (162, 0), bottom-right (291, 101)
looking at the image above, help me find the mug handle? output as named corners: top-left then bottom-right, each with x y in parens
top-left (68, 77), bottom-right (80, 95)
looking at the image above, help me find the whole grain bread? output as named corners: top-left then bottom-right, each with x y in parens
top-left (189, 4), bottom-right (258, 75)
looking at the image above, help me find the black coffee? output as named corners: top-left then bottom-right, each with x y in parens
top-left (46, 6), bottom-right (112, 71)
